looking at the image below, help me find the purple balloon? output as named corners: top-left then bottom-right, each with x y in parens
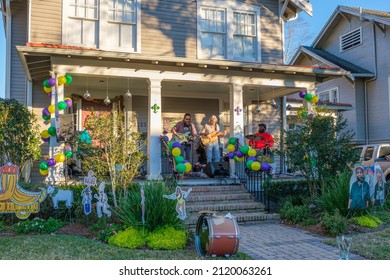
top-left (317, 99), bottom-right (323, 105)
top-left (48, 92), bottom-right (52, 98)
top-left (42, 108), bottom-right (50, 116)
top-left (48, 78), bottom-right (56, 87)
top-left (64, 145), bottom-right (72, 151)
top-left (236, 151), bottom-right (244, 158)
top-left (163, 135), bottom-right (169, 142)
top-left (298, 90), bottom-right (306, 98)
top-left (248, 156), bottom-right (257, 161)
top-left (47, 158), bottom-right (56, 167)
top-left (261, 162), bottom-right (270, 171)
top-left (228, 151), bottom-right (235, 159)
top-left (41, 137), bottom-right (50, 142)
top-left (172, 141), bottom-right (181, 148)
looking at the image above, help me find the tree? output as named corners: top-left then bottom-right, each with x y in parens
top-left (81, 110), bottom-right (147, 207)
top-left (0, 98), bottom-right (41, 169)
top-left (282, 106), bottom-right (359, 199)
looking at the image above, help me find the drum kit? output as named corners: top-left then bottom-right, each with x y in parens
top-left (195, 210), bottom-right (240, 257)
top-left (244, 134), bottom-right (264, 140)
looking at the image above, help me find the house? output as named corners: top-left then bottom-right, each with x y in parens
top-left (2, 0), bottom-right (347, 181)
top-left (290, 6), bottom-right (390, 145)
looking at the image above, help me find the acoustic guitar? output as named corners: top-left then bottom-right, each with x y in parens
top-left (173, 132), bottom-right (197, 144)
top-left (201, 131), bottom-right (225, 145)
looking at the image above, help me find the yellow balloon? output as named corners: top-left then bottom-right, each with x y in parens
top-left (248, 149), bottom-right (257, 157)
top-left (39, 169), bottom-right (49, 176)
top-left (48, 104), bottom-right (56, 114)
top-left (311, 95), bottom-right (319, 103)
top-left (234, 155), bottom-right (244, 162)
top-left (58, 76), bottom-right (67, 85)
top-left (41, 130), bottom-right (50, 138)
top-left (251, 161), bottom-right (261, 171)
top-left (54, 153), bottom-right (66, 163)
top-left (227, 144), bottom-right (235, 152)
top-left (172, 147), bottom-right (181, 157)
top-left (43, 86), bottom-right (52, 93)
top-left (185, 162), bottom-right (192, 172)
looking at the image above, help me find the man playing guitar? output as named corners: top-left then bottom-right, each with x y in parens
top-left (200, 115), bottom-right (226, 163)
top-left (171, 113), bottom-right (198, 161)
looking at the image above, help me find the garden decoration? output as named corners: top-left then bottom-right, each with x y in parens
top-left (163, 186), bottom-right (192, 220)
top-left (46, 184), bottom-right (73, 209)
top-left (141, 186), bottom-right (145, 225)
top-left (82, 170), bottom-right (97, 215)
top-left (94, 181), bottom-right (111, 218)
top-left (348, 164), bottom-right (370, 209)
top-left (336, 235), bottom-right (352, 260)
top-left (0, 162), bottom-right (47, 219)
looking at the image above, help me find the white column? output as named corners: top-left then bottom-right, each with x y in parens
top-left (229, 82), bottom-right (244, 177)
top-left (147, 78), bottom-right (163, 180)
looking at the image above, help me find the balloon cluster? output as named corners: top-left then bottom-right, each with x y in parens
top-left (42, 75), bottom-right (73, 95)
top-left (163, 138), bottom-right (192, 174)
top-left (39, 145), bottom-right (73, 176)
top-left (298, 90), bottom-right (319, 104)
top-left (41, 98), bottom-right (73, 122)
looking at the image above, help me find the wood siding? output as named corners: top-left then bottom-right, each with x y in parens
top-left (30, 0), bottom-right (62, 43)
top-left (10, 1), bottom-right (27, 102)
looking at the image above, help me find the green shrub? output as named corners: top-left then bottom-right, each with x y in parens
top-left (12, 217), bottom-right (63, 234)
top-left (146, 227), bottom-right (187, 250)
top-left (280, 201), bottom-right (311, 224)
top-left (268, 180), bottom-right (310, 205)
top-left (320, 210), bottom-right (348, 236)
top-left (90, 220), bottom-right (125, 243)
top-left (353, 215), bottom-right (382, 229)
top-left (108, 227), bottom-right (147, 249)
top-left (114, 181), bottom-right (184, 232)
top-left (316, 172), bottom-right (351, 217)
top-left (0, 220), bottom-right (6, 232)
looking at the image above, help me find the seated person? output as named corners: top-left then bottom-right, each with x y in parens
top-left (248, 123), bottom-right (274, 155)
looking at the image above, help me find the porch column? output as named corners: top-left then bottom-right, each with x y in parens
top-left (147, 78), bottom-right (163, 180)
top-left (229, 82), bottom-right (245, 177)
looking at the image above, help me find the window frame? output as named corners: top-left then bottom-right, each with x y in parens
top-left (318, 87), bottom-right (339, 103)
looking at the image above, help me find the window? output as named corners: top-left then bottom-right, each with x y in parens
top-left (318, 88), bottom-right (338, 103)
top-left (197, 0), bottom-right (260, 61)
top-left (63, 0), bottom-right (140, 52)
top-left (340, 28), bottom-right (362, 52)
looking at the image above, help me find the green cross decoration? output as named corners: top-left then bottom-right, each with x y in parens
top-left (151, 103), bottom-right (160, 113)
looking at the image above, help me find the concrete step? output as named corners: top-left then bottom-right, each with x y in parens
top-left (179, 184), bottom-right (247, 193)
top-left (187, 200), bottom-right (264, 212)
top-left (186, 192), bottom-right (254, 202)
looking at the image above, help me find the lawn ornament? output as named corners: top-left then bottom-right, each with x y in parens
top-left (94, 181), bottom-right (111, 218)
top-left (82, 170), bottom-right (96, 215)
top-left (163, 186), bottom-right (192, 220)
top-left (0, 162), bottom-right (47, 219)
top-left (46, 184), bottom-right (73, 209)
top-left (141, 186), bottom-right (145, 225)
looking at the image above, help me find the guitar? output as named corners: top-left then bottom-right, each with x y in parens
top-left (201, 131), bottom-right (225, 145)
top-left (173, 132), bottom-right (197, 144)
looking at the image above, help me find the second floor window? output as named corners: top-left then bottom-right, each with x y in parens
top-left (319, 88), bottom-right (339, 103)
top-left (233, 12), bottom-right (256, 59)
top-left (200, 8), bottom-right (226, 58)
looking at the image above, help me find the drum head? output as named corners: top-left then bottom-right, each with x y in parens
top-left (195, 215), bottom-right (210, 256)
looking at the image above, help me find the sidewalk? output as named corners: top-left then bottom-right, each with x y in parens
top-left (238, 221), bottom-right (365, 260)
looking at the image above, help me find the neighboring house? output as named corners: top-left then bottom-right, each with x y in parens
top-left (2, 0), bottom-right (347, 180)
top-left (290, 6), bottom-right (390, 145)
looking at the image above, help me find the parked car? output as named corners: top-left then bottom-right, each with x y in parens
top-left (355, 144), bottom-right (390, 183)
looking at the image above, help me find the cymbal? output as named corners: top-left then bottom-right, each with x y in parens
top-left (245, 134), bottom-right (264, 140)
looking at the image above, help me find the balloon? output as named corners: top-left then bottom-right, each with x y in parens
top-left (41, 130), bottom-right (50, 138)
top-left (236, 150), bottom-right (244, 158)
top-left (172, 147), bottom-right (181, 157)
top-left (55, 153), bottom-right (66, 163)
top-left (261, 162), bottom-right (270, 171)
top-left (184, 162), bottom-right (192, 172)
top-left (174, 155), bottom-right (184, 164)
top-left (304, 93), bottom-right (312, 101)
top-left (47, 158), bottom-right (56, 167)
top-left (48, 126), bottom-right (56, 136)
top-left (65, 151), bottom-right (73, 158)
top-left (48, 78), bottom-right (56, 87)
top-left (39, 169), bottom-right (49, 176)
top-left (39, 161), bottom-right (49, 171)
top-left (246, 160), bottom-right (254, 169)
top-left (64, 145), bottom-right (72, 151)
top-left (42, 114), bottom-right (51, 121)
top-left (172, 141), bottom-right (181, 149)
top-left (228, 151), bottom-right (235, 159)
top-left (41, 137), bottom-right (50, 142)
top-left (44, 86), bottom-right (52, 93)
top-left (48, 104), bottom-right (55, 114)
top-left (227, 144), bottom-right (235, 152)
top-left (311, 95), bottom-right (319, 103)
top-left (228, 137), bottom-right (237, 145)
top-left (301, 111), bottom-right (308, 118)
top-left (65, 75), bottom-right (73, 85)
top-left (247, 156), bottom-right (257, 161)
top-left (240, 145), bottom-right (250, 155)
top-left (176, 163), bottom-right (186, 173)
top-left (168, 141), bottom-right (174, 150)
top-left (234, 155), bottom-right (244, 162)
top-left (42, 108), bottom-right (50, 116)
top-left (251, 161), bottom-right (261, 171)
top-left (64, 98), bottom-right (73, 108)
top-left (248, 148), bottom-right (257, 157)
top-left (58, 101), bottom-right (67, 110)
top-left (299, 90), bottom-right (306, 98)
top-left (43, 80), bottom-right (51, 88)
top-left (58, 76), bottom-right (67, 85)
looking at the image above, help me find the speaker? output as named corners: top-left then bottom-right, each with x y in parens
top-left (203, 161), bottom-right (229, 178)
top-left (57, 114), bottom-right (75, 142)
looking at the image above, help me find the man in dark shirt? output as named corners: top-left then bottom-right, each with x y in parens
top-left (171, 113), bottom-right (198, 162)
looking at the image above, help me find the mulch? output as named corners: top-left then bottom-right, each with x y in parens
top-left (55, 223), bottom-right (98, 239)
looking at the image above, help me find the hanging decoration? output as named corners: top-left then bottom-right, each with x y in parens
top-left (103, 77), bottom-right (111, 105)
top-left (124, 78), bottom-right (132, 98)
top-left (163, 186), bottom-right (192, 220)
top-left (94, 181), bottom-right (111, 218)
top-left (234, 106), bottom-right (242, 116)
top-left (0, 163), bottom-right (47, 219)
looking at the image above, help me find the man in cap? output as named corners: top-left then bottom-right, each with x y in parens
top-left (248, 123), bottom-right (274, 155)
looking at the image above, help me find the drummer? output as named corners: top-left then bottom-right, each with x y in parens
top-left (248, 123), bottom-right (274, 156)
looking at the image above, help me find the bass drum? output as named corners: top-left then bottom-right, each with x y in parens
top-left (195, 213), bottom-right (240, 257)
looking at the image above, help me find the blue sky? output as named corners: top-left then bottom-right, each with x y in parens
top-left (0, 1), bottom-right (388, 98)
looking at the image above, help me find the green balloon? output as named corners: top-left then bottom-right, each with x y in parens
top-left (246, 160), bottom-right (254, 169)
top-left (168, 141), bottom-right (174, 150)
top-left (240, 145), bottom-right (250, 155)
top-left (39, 161), bottom-right (49, 171)
top-left (229, 137), bottom-right (236, 145)
top-left (58, 101), bottom-right (67, 110)
top-left (176, 163), bottom-right (186, 173)
top-left (43, 79), bottom-right (51, 88)
top-left (42, 114), bottom-right (51, 121)
top-left (174, 155), bottom-right (184, 164)
top-left (65, 151), bottom-right (73, 158)
top-left (48, 126), bottom-right (56, 136)
top-left (65, 75), bottom-right (73, 85)
top-left (304, 93), bottom-right (313, 101)
top-left (301, 111), bottom-right (308, 118)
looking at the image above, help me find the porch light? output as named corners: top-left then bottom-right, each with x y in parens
top-left (124, 78), bottom-right (132, 99)
top-left (84, 78), bottom-right (91, 99)
top-left (271, 99), bottom-right (278, 109)
top-left (286, 104), bottom-right (292, 110)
